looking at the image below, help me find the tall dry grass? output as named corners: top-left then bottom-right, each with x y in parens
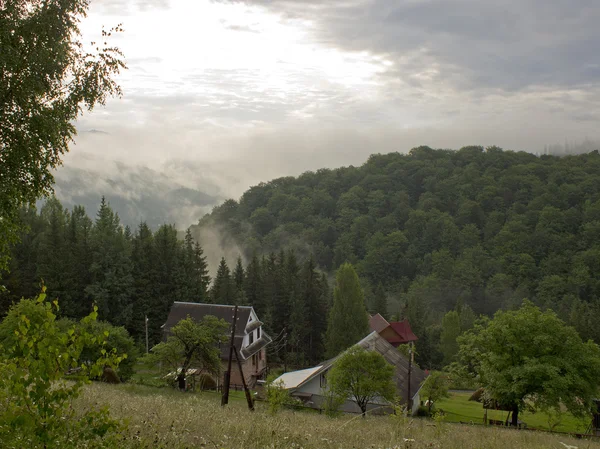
top-left (77, 383), bottom-right (600, 449)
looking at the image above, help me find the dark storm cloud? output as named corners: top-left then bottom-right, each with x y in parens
top-left (217, 0), bottom-right (600, 91)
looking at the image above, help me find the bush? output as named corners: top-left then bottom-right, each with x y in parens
top-left (0, 291), bottom-right (126, 448)
top-left (78, 320), bottom-right (139, 382)
top-left (265, 375), bottom-right (292, 415)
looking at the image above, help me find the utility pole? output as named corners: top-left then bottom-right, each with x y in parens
top-left (234, 346), bottom-right (254, 411)
top-left (283, 327), bottom-right (288, 373)
top-left (221, 305), bottom-right (238, 406)
top-left (145, 315), bottom-right (149, 354)
top-left (407, 341), bottom-right (413, 414)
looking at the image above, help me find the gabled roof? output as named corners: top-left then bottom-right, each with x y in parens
top-left (369, 313), bottom-right (391, 333)
top-left (163, 302), bottom-right (253, 336)
top-left (162, 302), bottom-right (271, 361)
top-left (389, 320), bottom-right (418, 343)
top-left (273, 332), bottom-right (427, 402)
top-left (369, 315), bottom-right (418, 345)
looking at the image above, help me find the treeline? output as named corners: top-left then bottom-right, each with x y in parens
top-left (0, 197), bottom-right (331, 364)
top-left (193, 146), bottom-right (600, 367)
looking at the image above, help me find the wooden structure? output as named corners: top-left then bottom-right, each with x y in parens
top-left (162, 302), bottom-right (272, 388)
top-left (369, 314), bottom-right (418, 347)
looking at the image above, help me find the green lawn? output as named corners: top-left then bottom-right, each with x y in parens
top-left (435, 392), bottom-right (591, 434)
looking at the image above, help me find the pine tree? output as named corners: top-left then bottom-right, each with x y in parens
top-left (325, 263), bottom-right (369, 357)
top-left (0, 207), bottom-right (41, 314)
top-left (63, 205), bottom-right (93, 318)
top-left (270, 250), bottom-right (293, 336)
top-left (152, 224), bottom-right (182, 341)
top-left (233, 256), bottom-right (245, 291)
top-left (176, 229), bottom-right (210, 303)
top-left (372, 282), bottom-right (388, 319)
top-left (193, 241), bottom-right (211, 301)
top-left (244, 254), bottom-right (264, 311)
top-left (261, 253), bottom-right (282, 326)
top-left (86, 197), bottom-right (134, 328)
top-left (36, 197), bottom-right (68, 307)
top-left (232, 256), bottom-right (246, 305)
top-left (130, 222), bottom-right (156, 343)
top-left (300, 256), bottom-right (329, 364)
top-left (211, 257), bottom-right (233, 304)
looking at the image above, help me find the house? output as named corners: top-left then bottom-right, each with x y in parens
top-left (272, 331), bottom-right (427, 415)
top-left (162, 302), bottom-right (272, 388)
top-left (369, 314), bottom-right (418, 347)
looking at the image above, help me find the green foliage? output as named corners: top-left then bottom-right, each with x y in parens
top-left (325, 263), bottom-right (369, 357)
top-left (326, 346), bottom-right (396, 415)
top-left (211, 257), bottom-right (234, 304)
top-left (457, 300), bottom-right (600, 426)
top-left (183, 147), bottom-right (600, 368)
top-left (419, 371), bottom-right (450, 414)
top-left (145, 315), bottom-right (228, 391)
top-left (1, 198), bottom-right (214, 350)
top-left (0, 290), bottom-right (125, 447)
top-left (78, 320), bottom-right (139, 381)
top-left (371, 282), bottom-right (388, 319)
top-left (439, 311), bottom-right (461, 365)
top-left (0, 0), bottom-right (125, 273)
top-left (265, 375), bottom-right (293, 415)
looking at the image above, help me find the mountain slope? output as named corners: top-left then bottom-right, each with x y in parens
top-left (191, 146), bottom-right (600, 358)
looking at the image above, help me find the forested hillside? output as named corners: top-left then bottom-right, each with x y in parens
top-left (5, 146), bottom-right (600, 369)
top-left (0, 197), bottom-right (331, 366)
top-left (192, 146), bottom-right (600, 365)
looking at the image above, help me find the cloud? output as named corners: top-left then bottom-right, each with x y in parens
top-left (219, 0), bottom-right (600, 92)
top-left (61, 0), bottom-right (600, 229)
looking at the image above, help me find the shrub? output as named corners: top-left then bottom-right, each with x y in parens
top-left (0, 290), bottom-right (126, 448)
top-left (78, 320), bottom-right (139, 382)
top-left (265, 375), bottom-right (292, 415)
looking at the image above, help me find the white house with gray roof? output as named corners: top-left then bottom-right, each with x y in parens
top-left (273, 331), bottom-right (427, 415)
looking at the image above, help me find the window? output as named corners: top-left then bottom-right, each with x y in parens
top-left (257, 327), bottom-right (261, 339)
top-left (249, 332), bottom-right (254, 344)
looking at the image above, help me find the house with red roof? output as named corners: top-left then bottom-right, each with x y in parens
top-left (369, 314), bottom-right (418, 347)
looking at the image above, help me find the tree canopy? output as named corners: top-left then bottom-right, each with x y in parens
top-left (326, 346), bottom-right (396, 416)
top-left (189, 147), bottom-right (600, 367)
top-left (146, 315), bottom-right (228, 391)
top-left (457, 301), bottom-right (600, 426)
top-left (419, 371), bottom-right (449, 414)
top-left (0, 0), bottom-right (125, 272)
top-left (325, 263), bottom-right (369, 357)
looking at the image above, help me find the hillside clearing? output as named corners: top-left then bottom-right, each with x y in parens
top-left (77, 383), bottom-right (600, 449)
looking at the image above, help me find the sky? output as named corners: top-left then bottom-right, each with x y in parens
top-left (58, 0), bottom-right (600, 226)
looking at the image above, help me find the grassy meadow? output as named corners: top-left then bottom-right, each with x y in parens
top-left (76, 383), bottom-right (600, 449)
top-left (436, 392), bottom-right (591, 434)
